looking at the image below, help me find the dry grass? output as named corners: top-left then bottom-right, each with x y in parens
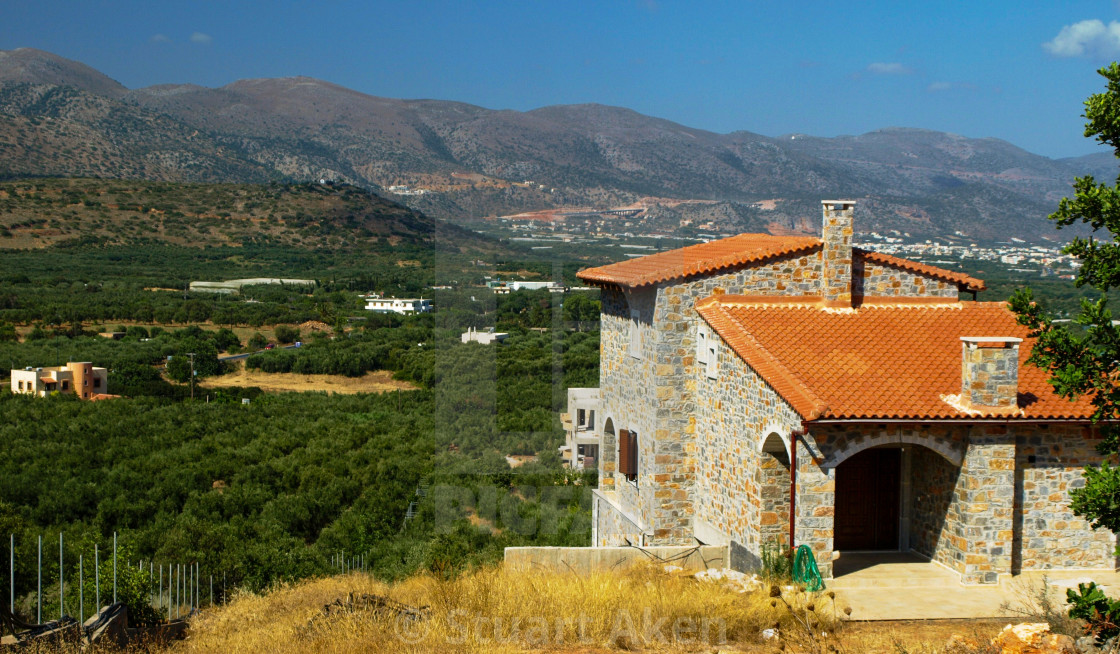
top-left (200, 368), bottom-right (417, 395)
top-left (170, 565), bottom-right (846, 653)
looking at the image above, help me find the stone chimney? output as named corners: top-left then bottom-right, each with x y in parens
top-left (821, 200), bottom-right (856, 307)
top-left (960, 337), bottom-right (1021, 411)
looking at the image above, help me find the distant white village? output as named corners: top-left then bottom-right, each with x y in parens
top-left (859, 232), bottom-right (1080, 278)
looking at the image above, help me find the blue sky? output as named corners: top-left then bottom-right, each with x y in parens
top-left (3, 1), bottom-right (1120, 158)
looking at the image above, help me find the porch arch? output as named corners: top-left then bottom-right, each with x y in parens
top-left (757, 422), bottom-right (791, 461)
top-left (821, 433), bottom-right (963, 469)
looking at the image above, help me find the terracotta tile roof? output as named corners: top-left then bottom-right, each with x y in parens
top-left (696, 297), bottom-right (1095, 421)
top-left (855, 248), bottom-right (986, 292)
top-left (575, 233), bottom-right (985, 292)
top-left (577, 234), bottom-right (821, 288)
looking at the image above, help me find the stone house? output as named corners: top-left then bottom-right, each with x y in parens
top-left (576, 200), bottom-right (1113, 584)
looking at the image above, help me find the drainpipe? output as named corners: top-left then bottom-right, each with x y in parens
top-left (789, 426), bottom-right (806, 550)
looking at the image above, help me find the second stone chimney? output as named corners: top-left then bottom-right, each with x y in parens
top-left (822, 200), bottom-right (856, 307)
top-left (960, 337), bottom-right (1022, 411)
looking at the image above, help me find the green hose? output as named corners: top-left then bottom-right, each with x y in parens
top-left (792, 544), bottom-right (825, 592)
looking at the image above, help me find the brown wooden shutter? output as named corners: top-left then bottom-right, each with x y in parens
top-left (628, 431), bottom-right (638, 481)
top-left (618, 429), bottom-right (632, 478)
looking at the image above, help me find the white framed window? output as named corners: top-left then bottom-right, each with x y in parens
top-left (628, 309), bottom-right (642, 359)
top-left (697, 323), bottom-right (718, 379)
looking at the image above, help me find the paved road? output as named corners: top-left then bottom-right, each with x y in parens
top-left (219, 343), bottom-right (300, 362)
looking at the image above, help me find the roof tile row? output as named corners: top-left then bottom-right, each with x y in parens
top-left (696, 297), bottom-right (1094, 421)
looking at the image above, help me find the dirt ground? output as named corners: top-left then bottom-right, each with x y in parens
top-left (200, 366), bottom-right (417, 394)
top-left (835, 618), bottom-right (1010, 653)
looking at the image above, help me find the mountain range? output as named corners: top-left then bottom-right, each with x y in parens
top-left (0, 47), bottom-right (1113, 243)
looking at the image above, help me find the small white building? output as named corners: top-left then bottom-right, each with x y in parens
top-left (461, 328), bottom-right (509, 344)
top-left (364, 297), bottom-right (432, 314)
top-left (559, 387), bottom-right (600, 470)
top-left (10, 362), bottom-right (109, 400)
top-left (487, 280), bottom-right (564, 294)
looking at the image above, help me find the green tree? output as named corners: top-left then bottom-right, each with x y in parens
top-left (248, 332), bottom-right (268, 350)
top-left (274, 324), bottom-right (300, 344)
top-left (1011, 62), bottom-right (1120, 543)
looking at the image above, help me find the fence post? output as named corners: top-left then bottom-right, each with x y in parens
top-left (37, 535), bottom-right (41, 624)
top-left (9, 533), bottom-right (13, 614)
top-left (158, 564), bottom-right (162, 612)
top-left (210, 575), bottom-right (213, 608)
top-left (112, 532), bottom-right (117, 605)
top-left (166, 565), bottom-right (171, 623)
top-left (94, 544), bottom-right (99, 612)
top-left (59, 532), bottom-right (63, 620)
top-left (79, 555), bottom-right (83, 625)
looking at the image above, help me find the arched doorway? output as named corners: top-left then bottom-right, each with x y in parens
top-left (832, 441), bottom-right (962, 555)
top-left (759, 432), bottom-right (791, 548)
top-left (834, 446), bottom-right (901, 550)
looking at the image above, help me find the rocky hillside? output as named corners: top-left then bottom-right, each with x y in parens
top-left (0, 47), bottom-right (1113, 242)
top-left (0, 177), bottom-right (492, 254)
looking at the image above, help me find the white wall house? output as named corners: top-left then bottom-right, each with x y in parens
top-left (461, 328), bottom-right (509, 344)
top-left (559, 387), bottom-right (600, 470)
top-left (364, 297), bottom-right (432, 314)
top-left (10, 362), bottom-right (109, 399)
top-left (487, 281), bottom-right (564, 294)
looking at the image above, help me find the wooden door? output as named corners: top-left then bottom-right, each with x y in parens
top-left (834, 448), bottom-right (901, 550)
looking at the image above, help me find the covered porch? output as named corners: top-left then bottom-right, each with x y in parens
top-left (832, 551), bottom-right (1120, 620)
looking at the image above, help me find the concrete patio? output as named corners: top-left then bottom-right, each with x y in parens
top-left (830, 552), bottom-right (1120, 620)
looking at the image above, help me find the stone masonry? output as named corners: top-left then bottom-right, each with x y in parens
top-left (961, 337), bottom-right (1021, 410)
top-left (822, 200), bottom-right (855, 306)
top-left (585, 200), bottom-right (1114, 585)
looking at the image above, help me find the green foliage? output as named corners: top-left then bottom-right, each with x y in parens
top-left (1068, 582), bottom-right (1120, 644)
top-left (760, 541), bottom-right (791, 581)
top-left (273, 324), bottom-right (300, 345)
top-left (0, 391), bottom-right (435, 591)
top-left (1011, 63), bottom-right (1120, 545)
top-left (72, 542), bottom-right (162, 626)
top-left (248, 332), bottom-right (268, 350)
top-left (1012, 61), bottom-right (1120, 634)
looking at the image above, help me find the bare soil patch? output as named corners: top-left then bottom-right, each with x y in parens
top-left (201, 367), bottom-right (417, 394)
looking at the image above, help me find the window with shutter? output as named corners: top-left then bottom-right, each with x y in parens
top-left (628, 431), bottom-right (638, 482)
top-left (619, 429), bottom-right (632, 478)
top-left (696, 324), bottom-right (708, 365)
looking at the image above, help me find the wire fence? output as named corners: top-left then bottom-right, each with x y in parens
top-left (5, 531), bottom-right (226, 626)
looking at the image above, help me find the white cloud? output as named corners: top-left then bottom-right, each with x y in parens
top-left (190, 32), bottom-right (213, 44)
top-left (867, 62), bottom-right (912, 75)
top-left (150, 33), bottom-right (170, 43)
top-left (1043, 19), bottom-right (1120, 57)
top-left (927, 81), bottom-right (952, 92)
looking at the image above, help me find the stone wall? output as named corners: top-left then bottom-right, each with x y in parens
top-left (505, 545), bottom-right (729, 573)
top-left (962, 339), bottom-right (1020, 409)
top-left (1016, 425), bottom-right (1115, 572)
top-left (759, 451), bottom-right (792, 548)
top-left (592, 490), bottom-right (645, 547)
top-left (854, 258), bottom-right (961, 299)
top-left (598, 285), bottom-right (658, 530)
top-left (598, 252), bottom-right (826, 546)
top-left (692, 336), bottom-right (802, 560)
top-left (955, 430), bottom-right (1016, 584)
top-left (909, 445), bottom-right (964, 569)
top-left (822, 202), bottom-right (854, 305)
